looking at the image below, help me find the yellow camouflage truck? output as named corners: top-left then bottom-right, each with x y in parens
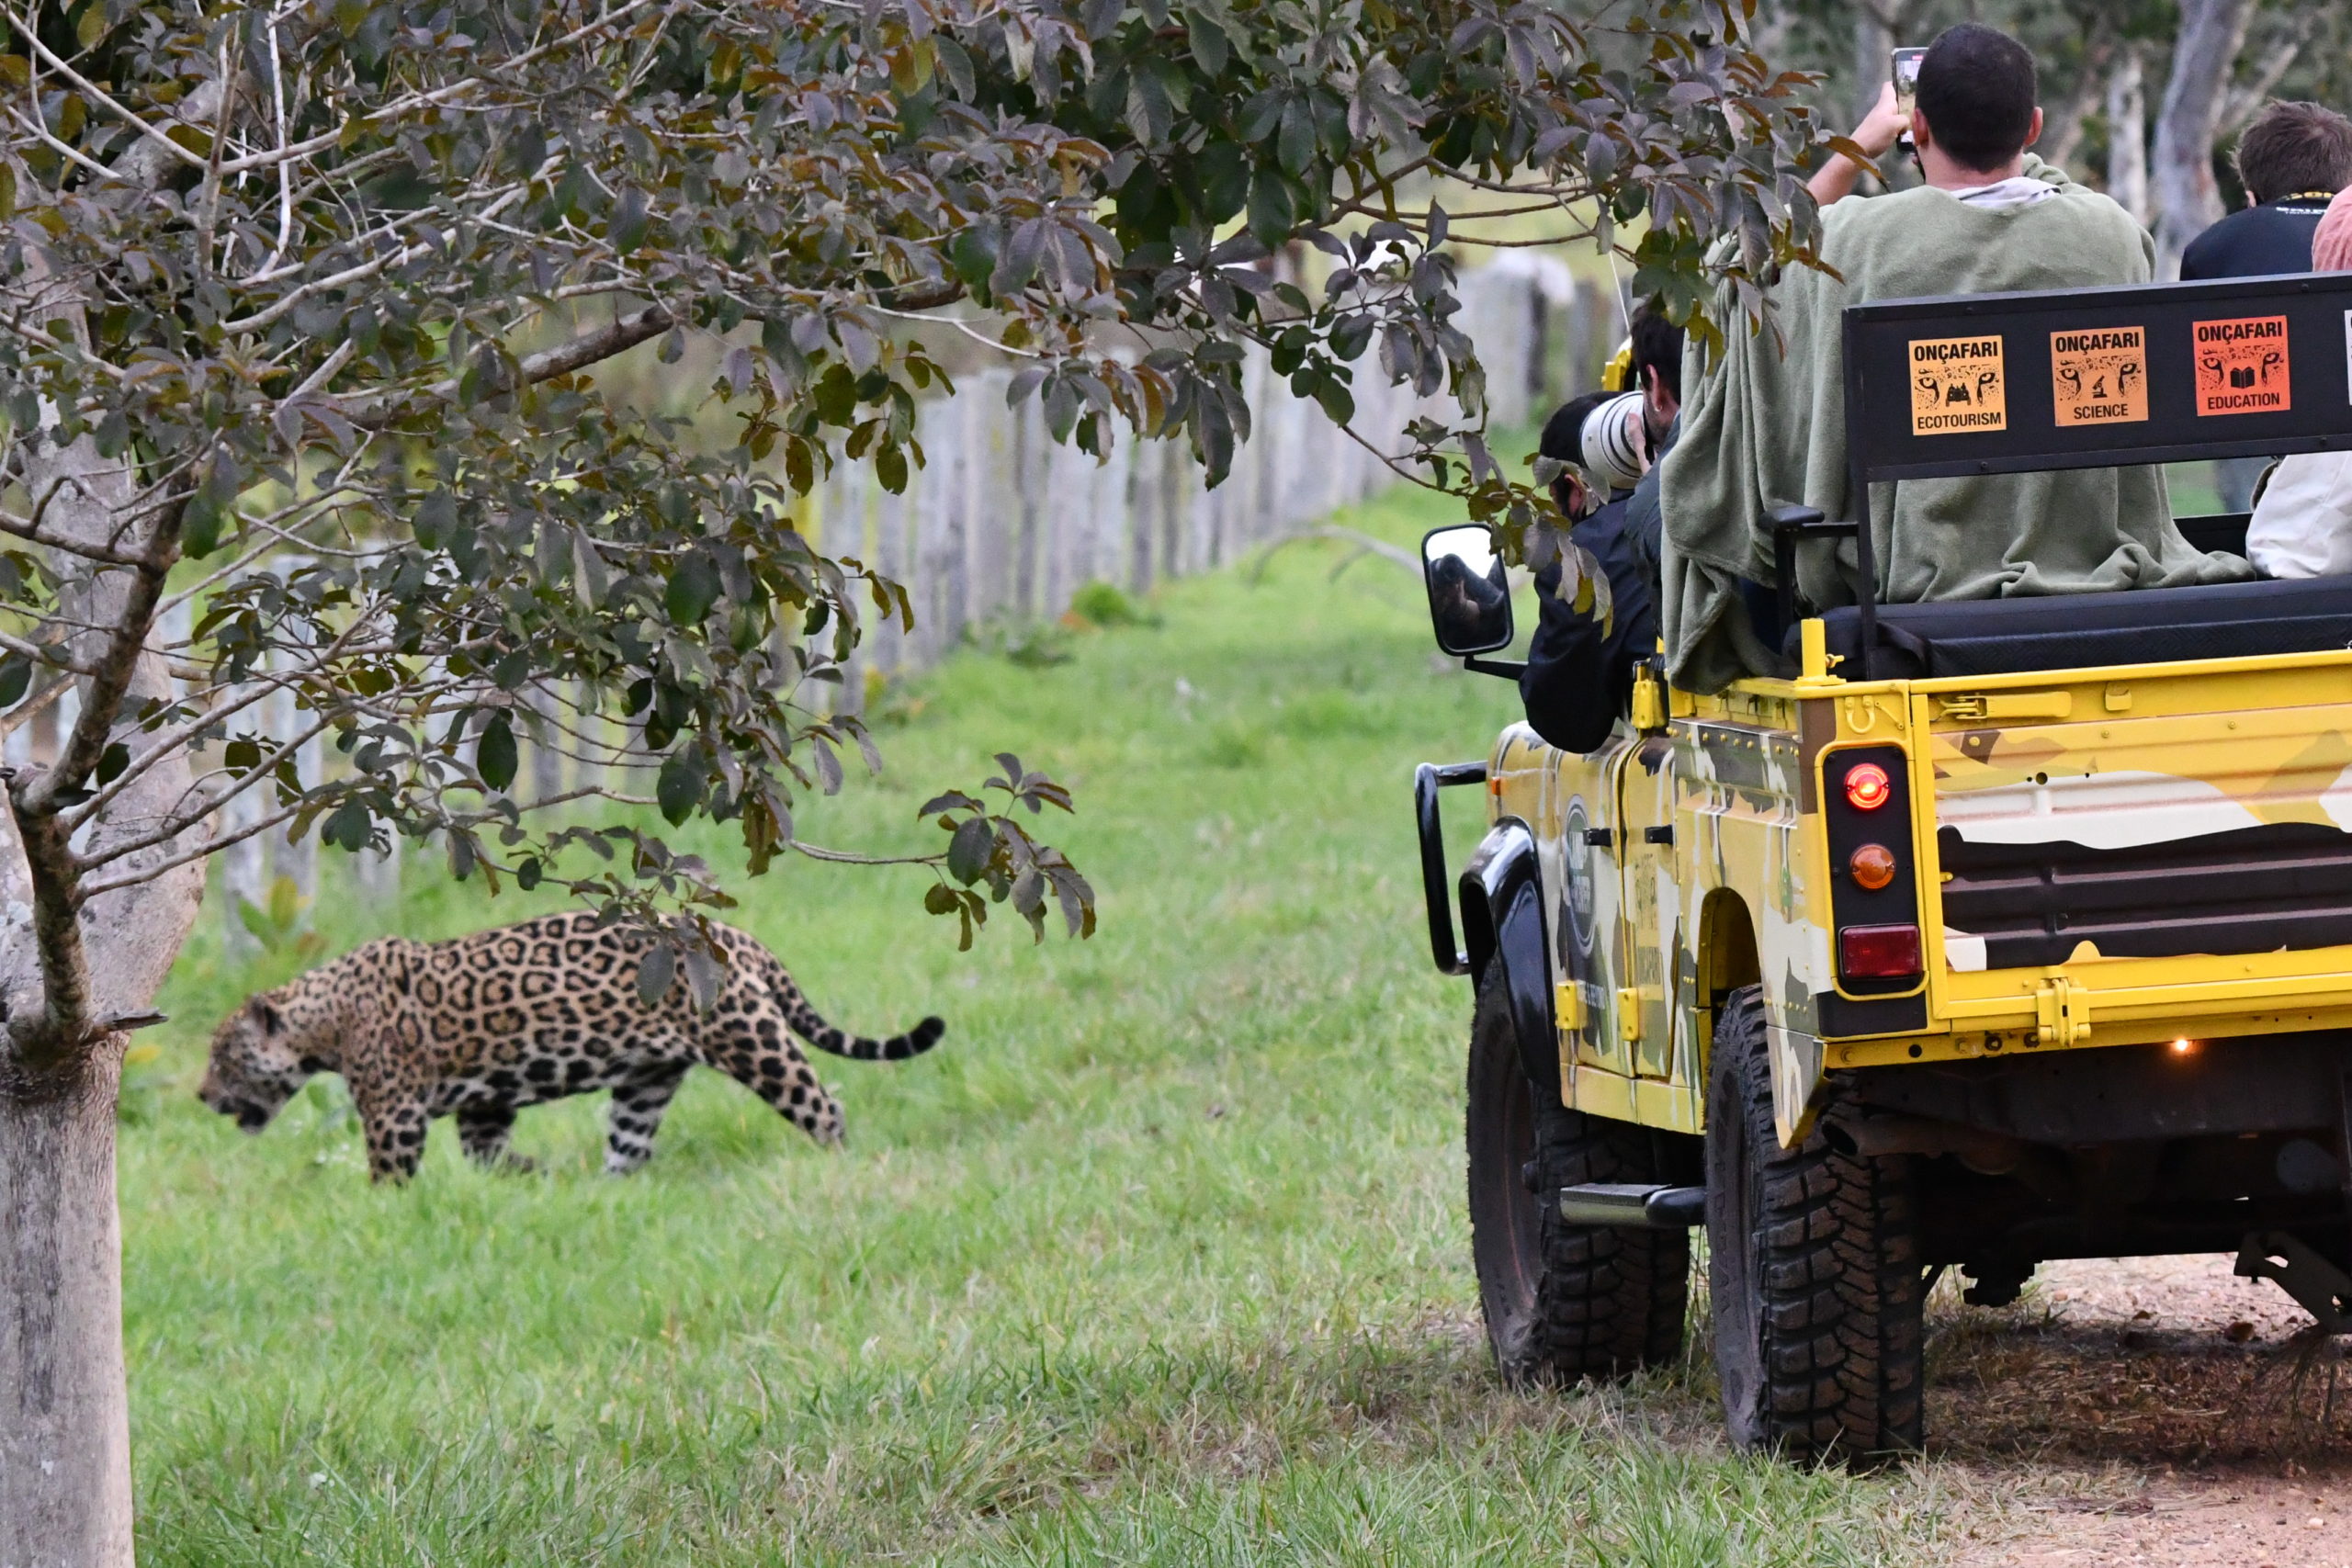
top-left (1413, 272), bottom-right (2352, 1460)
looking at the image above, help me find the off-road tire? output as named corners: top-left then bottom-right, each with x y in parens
top-left (1466, 972), bottom-right (1688, 1383)
top-left (1705, 985), bottom-right (1923, 1461)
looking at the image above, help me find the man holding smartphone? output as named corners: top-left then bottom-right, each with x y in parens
top-left (1654, 23), bottom-right (2247, 690)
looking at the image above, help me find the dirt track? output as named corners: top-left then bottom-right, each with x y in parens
top-left (1938, 1255), bottom-right (2352, 1566)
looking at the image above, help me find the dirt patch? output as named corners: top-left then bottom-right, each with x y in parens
top-left (1937, 1254), bottom-right (2352, 1565)
top-left (1981, 1483), bottom-right (2352, 1568)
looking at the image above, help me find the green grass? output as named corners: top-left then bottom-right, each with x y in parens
top-left (127, 477), bottom-right (1958, 1563)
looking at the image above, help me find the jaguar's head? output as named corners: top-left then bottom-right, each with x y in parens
top-left (199, 995), bottom-right (323, 1134)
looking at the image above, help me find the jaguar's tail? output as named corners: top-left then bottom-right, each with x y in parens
top-left (771, 967), bottom-right (944, 1062)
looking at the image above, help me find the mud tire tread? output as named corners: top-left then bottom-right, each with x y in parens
top-left (1467, 974), bottom-right (1688, 1383)
top-left (1706, 986), bottom-right (1923, 1461)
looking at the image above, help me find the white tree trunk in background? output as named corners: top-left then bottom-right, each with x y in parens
top-left (2107, 46), bottom-right (2151, 227)
top-left (1849, 3), bottom-right (1902, 128)
top-left (2152, 0), bottom-right (2256, 278)
top-left (1, 426), bottom-right (209, 1567)
top-left (2039, 20), bottom-right (2118, 176)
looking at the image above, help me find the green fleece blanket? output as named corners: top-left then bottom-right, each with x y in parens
top-left (1657, 156), bottom-right (2253, 690)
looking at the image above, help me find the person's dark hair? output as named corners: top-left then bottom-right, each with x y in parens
top-left (2233, 102), bottom-right (2352, 206)
top-left (1916, 24), bottom-right (2037, 173)
top-left (1628, 303), bottom-right (1681, 404)
top-left (1540, 391), bottom-right (1615, 462)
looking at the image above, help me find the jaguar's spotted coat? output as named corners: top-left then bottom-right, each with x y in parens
top-left (199, 911), bottom-right (943, 1180)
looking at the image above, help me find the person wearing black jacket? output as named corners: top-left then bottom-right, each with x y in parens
top-left (1518, 310), bottom-right (1683, 753)
top-left (2179, 102), bottom-right (2351, 282)
top-left (2180, 102), bottom-right (2352, 512)
top-left (1519, 392), bottom-right (1659, 753)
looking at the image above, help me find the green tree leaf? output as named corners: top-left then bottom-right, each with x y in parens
top-left (946, 817), bottom-right (995, 884)
top-left (657, 754), bottom-right (702, 826)
top-left (477, 714), bottom-right (518, 793)
top-left (665, 550), bottom-right (722, 626)
top-left (635, 942), bottom-right (675, 1007)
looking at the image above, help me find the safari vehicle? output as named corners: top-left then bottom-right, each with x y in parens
top-left (1414, 271), bottom-right (2352, 1460)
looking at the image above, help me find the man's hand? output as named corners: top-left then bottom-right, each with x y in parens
top-left (1807, 83), bottom-right (1911, 208)
top-left (1849, 82), bottom-right (1912, 160)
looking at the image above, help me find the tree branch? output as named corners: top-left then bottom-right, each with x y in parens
top-left (349, 304), bottom-right (674, 429)
top-left (17, 502), bottom-right (182, 817)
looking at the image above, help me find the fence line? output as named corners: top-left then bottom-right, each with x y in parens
top-left (175, 261), bottom-right (1611, 949)
top-left (818, 258), bottom-right (1613, 709)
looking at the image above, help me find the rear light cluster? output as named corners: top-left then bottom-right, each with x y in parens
top-left (1825, 748), bottom-right (1922, 987)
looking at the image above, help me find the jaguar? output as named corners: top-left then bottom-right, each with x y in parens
top-left (199, 911), bottom-right (943, 1180)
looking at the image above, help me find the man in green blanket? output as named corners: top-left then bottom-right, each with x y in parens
top-left (1657, 23), bottom-right (2250, 691)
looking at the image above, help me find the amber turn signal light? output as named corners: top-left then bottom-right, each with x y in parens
top-left (1849, 843), bottom-right (1897, 890)
top-left (1844, 761), bottom-right (1893, 811)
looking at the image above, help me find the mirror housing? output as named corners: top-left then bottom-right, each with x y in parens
top-left (1420, 525), bottom-right (1514, 658)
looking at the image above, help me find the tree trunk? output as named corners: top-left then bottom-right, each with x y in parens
top-left (1850, 3), bottom-right (1900, 129)
top-left (0, 419), bottom-right (208, 1565)
top-left (2107, 45), bottom-right (2151, 227)
top-left (0, 82), bottom-right (226, 1568)
top-left (2039, 21), bottom-right (2118, 177)
top-left (2151, 0), bottom-right (2256, 278)
top-left (0, 1046), bottom-right (134, 1568)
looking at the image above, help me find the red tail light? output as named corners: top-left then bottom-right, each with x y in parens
top-left (1844, 761), bottom-right (1893, 811)
top-left (1839, 923), bottom-right (1921, 977)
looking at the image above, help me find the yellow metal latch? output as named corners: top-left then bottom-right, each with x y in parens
top-left (1615, 988), bottom-right (1644, 1042)
top-left (1630, 669), bottom-right (1668, 732)
top-left (2034, 978), bottom-right (2091, 1046)
top-left (1939, 691), bottom-right (2074, 723)
top-left (1555, 984), bottom-right (1589, 1033)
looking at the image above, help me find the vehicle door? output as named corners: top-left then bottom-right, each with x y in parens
top-left (1614, 728), bottom-right (1682, 1081)
top-left (1543, 737), bottom-right (1633, 1077)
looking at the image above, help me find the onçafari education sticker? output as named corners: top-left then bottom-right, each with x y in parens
top-left (2048, 326), bottom-right (2147, 426)
top-left (2192, 314), bottom-right (2290, 415)
top-left (1908, 335), bottom-right (2007, 434)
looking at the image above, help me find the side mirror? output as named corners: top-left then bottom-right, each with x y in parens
top-left (1421, 525), bottom-right (1514, 657)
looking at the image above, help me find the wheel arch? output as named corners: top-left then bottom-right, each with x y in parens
top-left (1694, 886), bottom-right (1762, 1096)
top-left (1460, 818), bottom-right (1557, 1099)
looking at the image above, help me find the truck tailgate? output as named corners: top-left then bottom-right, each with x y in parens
top-left (1921, 671), bottom-right (2352, 1037)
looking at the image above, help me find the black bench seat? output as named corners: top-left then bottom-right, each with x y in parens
top-left (1779, 513), bottom-right (2352, 681)
top-left (1799, 570), bottom-right (2352, 681)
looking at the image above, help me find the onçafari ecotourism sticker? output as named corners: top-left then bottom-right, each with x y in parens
top-left (1908, 335), bottom-right (2007, 434)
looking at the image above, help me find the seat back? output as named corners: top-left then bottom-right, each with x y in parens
top-left (1802, 276), bottom-right (2352, 678)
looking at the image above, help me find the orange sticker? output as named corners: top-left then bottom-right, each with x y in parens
top-left (2192, 315), bottom-right (2290, 416)
top-left (2049, 326), bottom-right (2148, 426)
top-left (1907, 335), bottom-right (2007, 434)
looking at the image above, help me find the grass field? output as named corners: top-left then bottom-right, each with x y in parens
top-left (126, 475), bottom-right (1960, 1564)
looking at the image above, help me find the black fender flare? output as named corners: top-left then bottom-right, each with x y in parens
top-left (1459, 819), bottom-right (1558, 1098)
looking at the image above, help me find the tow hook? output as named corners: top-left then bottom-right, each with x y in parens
top-left (1559, 1182), bottom-right (1707, 1228)
top-left (2234, 1231), bottom-right (2352, 1333)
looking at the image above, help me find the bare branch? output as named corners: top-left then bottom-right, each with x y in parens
top-left (349, 304), bottom-right (674, 429)
top-left (16, 503), bottom-right (182, 817)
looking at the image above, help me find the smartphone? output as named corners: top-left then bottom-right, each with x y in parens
top-left (1891, 47), bottom-right (1925, 143)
